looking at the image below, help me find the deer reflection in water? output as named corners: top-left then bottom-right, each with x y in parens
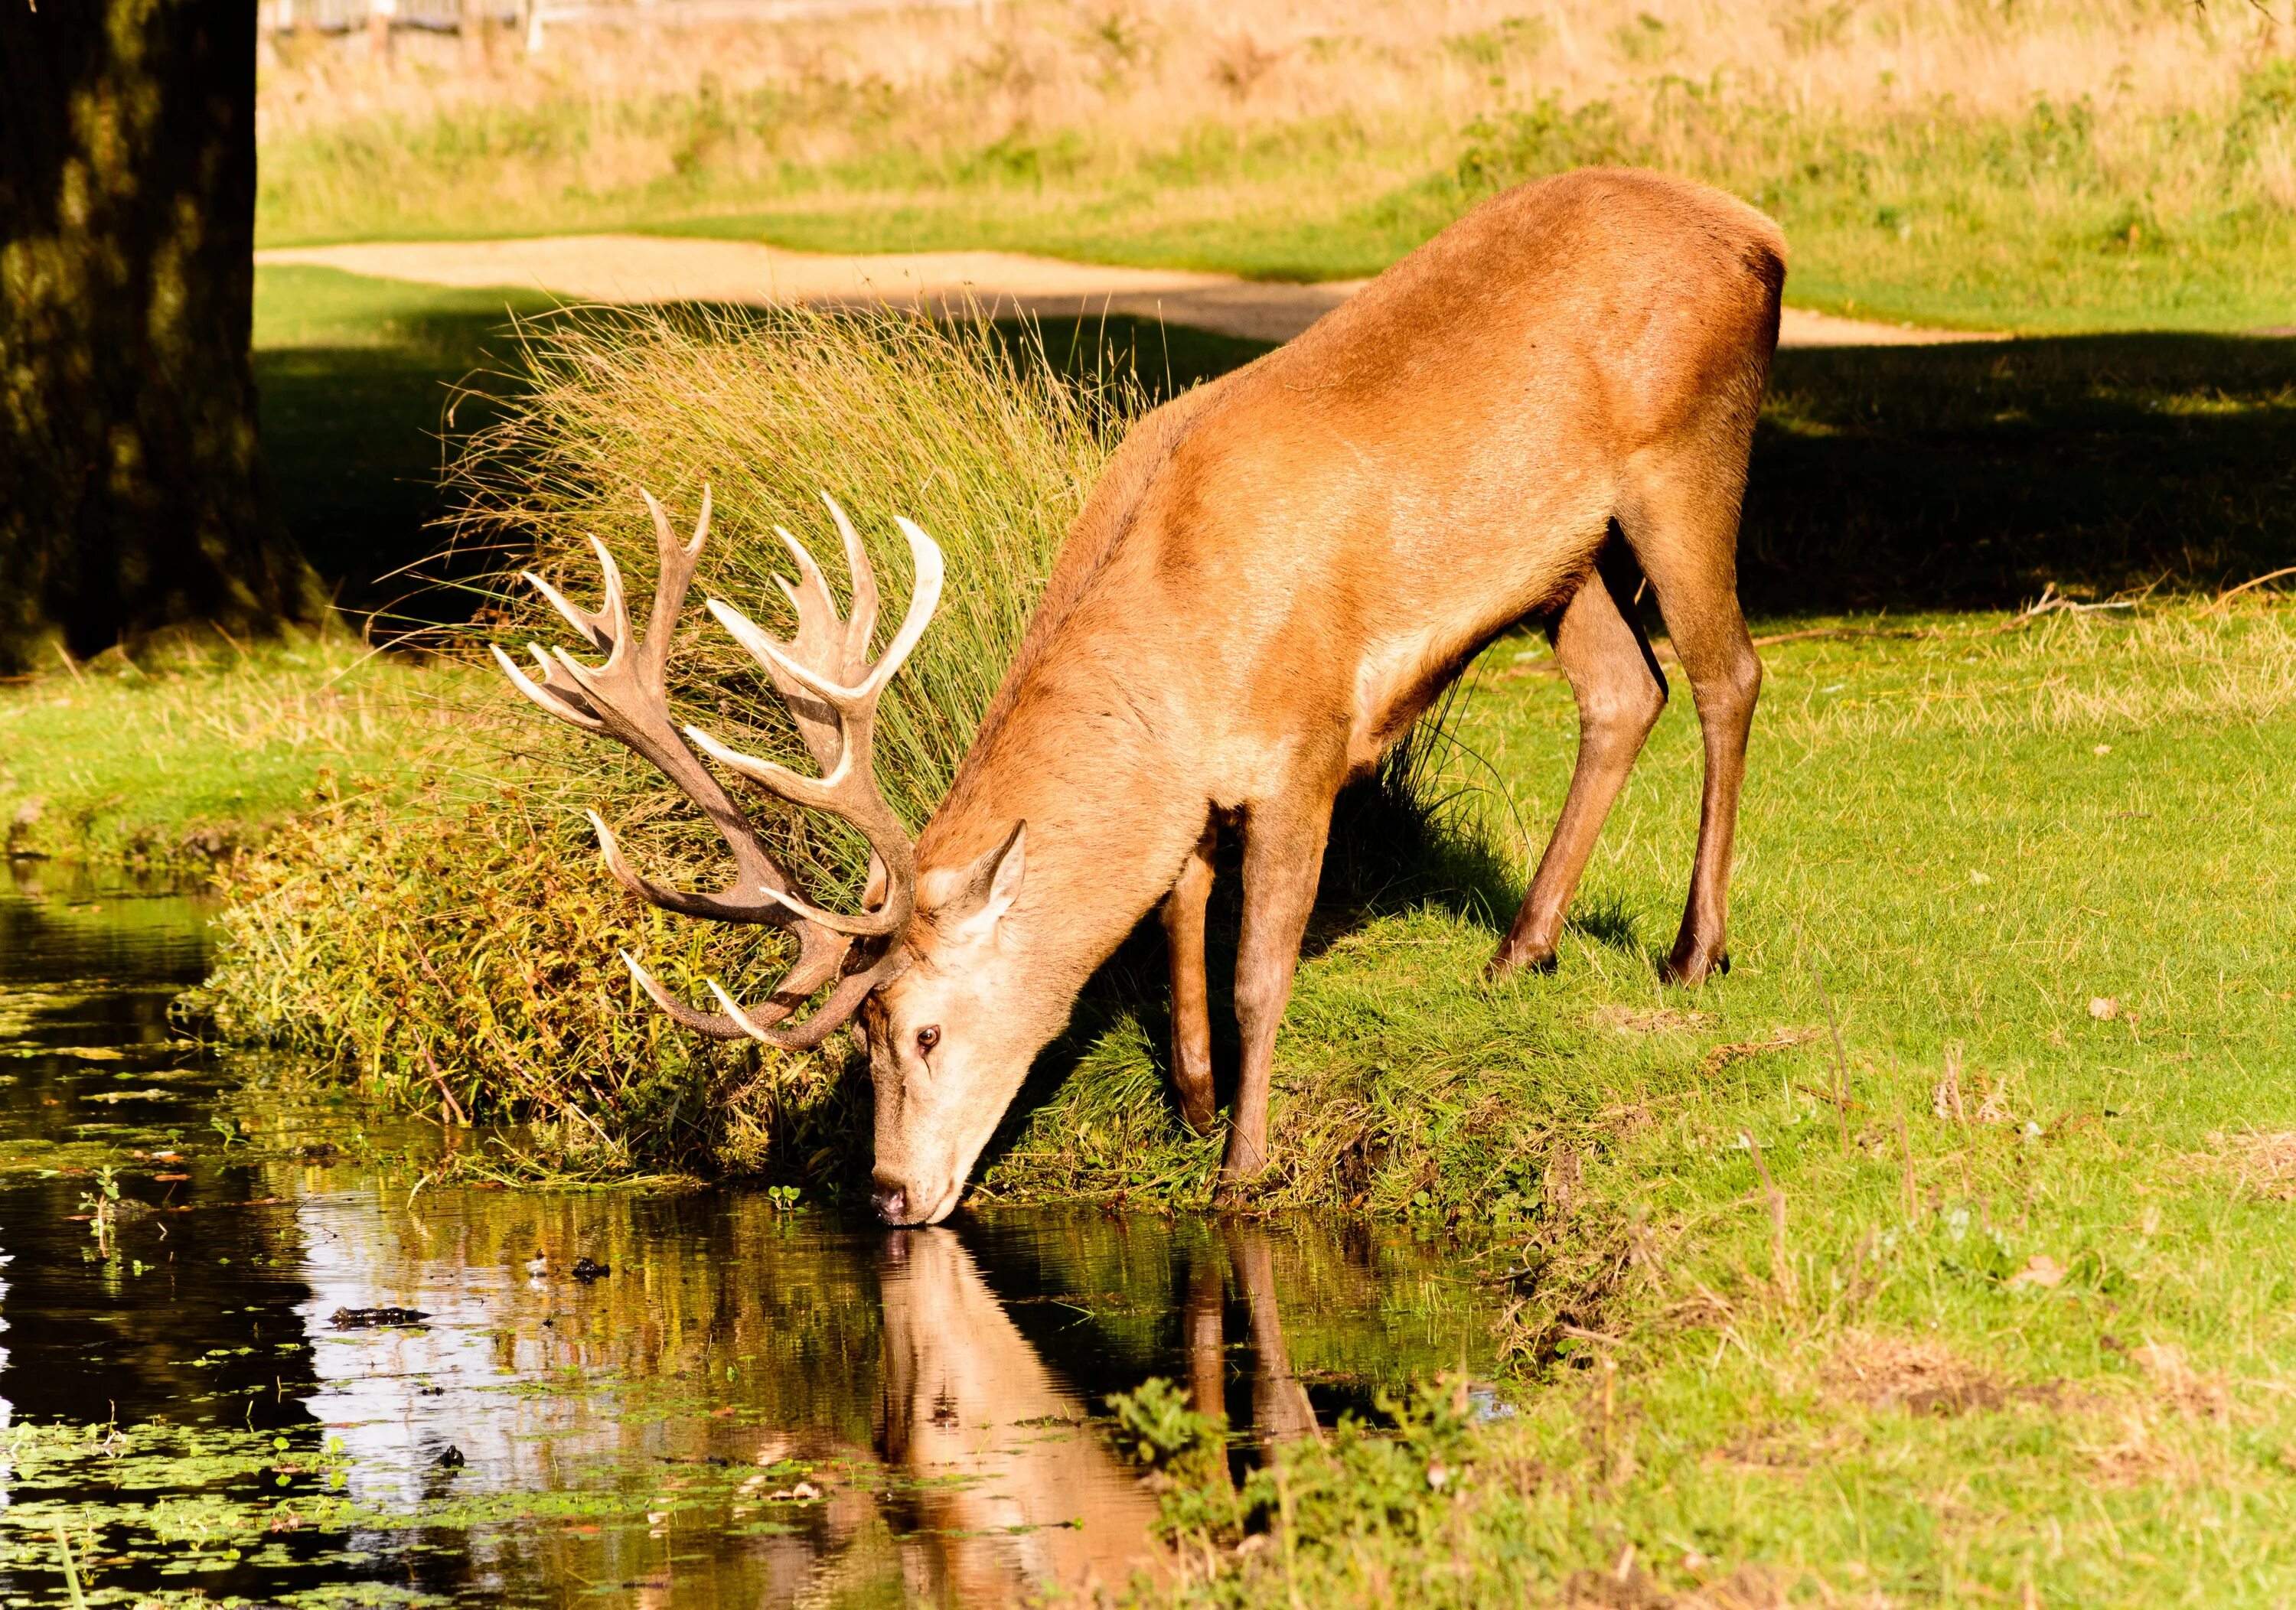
top-left (271, 1181), bottom-right (1457, 1608)
top-left (876, 1222), bottom-right (1328, 1602)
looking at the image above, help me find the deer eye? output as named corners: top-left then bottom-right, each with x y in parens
top-left (915, 1025), bottom-right (941, 1054)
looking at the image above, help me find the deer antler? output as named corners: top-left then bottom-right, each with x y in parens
top-left (494, 487), bottom-right (941, 1049)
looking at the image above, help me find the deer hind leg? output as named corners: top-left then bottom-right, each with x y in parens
top-left (1489, 538), bottom-right (1668, 977)
top-left (1215, 786), bottom-right (1335, 1204)
top-left (1162, 821), bottom-right (1221, 1135)
top-left (1616, 452), bottom-right (1763, 986)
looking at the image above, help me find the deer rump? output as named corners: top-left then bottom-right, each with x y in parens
top-left (502, 168), bottom-right (1786, 1225)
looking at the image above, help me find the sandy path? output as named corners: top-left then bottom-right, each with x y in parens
top-left (257, 233), bottom-right (2004, 348)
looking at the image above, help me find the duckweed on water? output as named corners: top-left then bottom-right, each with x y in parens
top-left (2, 1416), bottom-right (859, 1602)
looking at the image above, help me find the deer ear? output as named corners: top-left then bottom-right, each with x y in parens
top-left (938, 822), bottom-right (1026, 945)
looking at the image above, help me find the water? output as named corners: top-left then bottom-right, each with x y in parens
top-left (0, 863), bottom-right (1500, 1606)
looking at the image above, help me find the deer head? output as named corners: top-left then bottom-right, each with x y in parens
top-left (495, 489), bottom-right (1036, 1225)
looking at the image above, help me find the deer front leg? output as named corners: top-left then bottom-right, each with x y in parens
top-left (1215, 791), bottom-right (1332, 1204)
top-left (1162, 823), bottom-right (1220, 1134)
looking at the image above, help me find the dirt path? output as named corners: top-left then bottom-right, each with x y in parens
top-left (257, 233), bottom-right (2006, 348)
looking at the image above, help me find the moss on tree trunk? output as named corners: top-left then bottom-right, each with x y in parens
top-left (0, 0), bottom-right (316, 671)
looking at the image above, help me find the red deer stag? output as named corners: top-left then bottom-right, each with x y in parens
top-left (499, 168), bottom-right (1784, 1225)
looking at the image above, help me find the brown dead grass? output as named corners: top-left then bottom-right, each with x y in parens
top-left (2129, 1341), bottom-right (2232, 1423)
top-left (261, 0), bottom-right (2277, 148)
top-left (1590, 1004), bottom-right (1711, 1035)
top-left (1822, 1331), bottom-right (2234, 1487)
top-left (1825, 1332), bottom-right (2002, 1416)
top-left (2197, 1129), bottom-right (2296, 1201)
top-left (1696, 1028), bottom-right (1822, 1080)
top-left (1822, 1331), bottom-right (2055, 1418)
top-left (1568, 1556), bottom-right (1789, 1610)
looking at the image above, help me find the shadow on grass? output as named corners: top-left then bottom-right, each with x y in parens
top-left (254, 270), bottom-right (1271, 631)
top-left (258, 257), bottom-right (2296, 628)
top-left (254, 269), bottom-right (558, 630)
top-left (1746, 332), bottom-right (2296, 611)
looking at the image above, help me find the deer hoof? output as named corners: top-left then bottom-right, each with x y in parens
top-left (1484, 942), bottom-right (1558, 980)
top-left (1660, 945), bottom-right (1730, 986)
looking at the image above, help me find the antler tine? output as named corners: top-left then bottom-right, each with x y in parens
top-left (638, 484), bottom-right (711, 672)
top-left (496, 490), bottom-right (943, 1049)
top-left (616, 924), bottom-right (858, 1043)
top-left (492, 641), bottom-right (604, 732)
top-left (705, 953), bottom-right (905, 1048)
top-left (492, 493), bottom-right (831, 932)
top-left (520, 559), bottom-right (617, 656)
top-left (820, 493), bottom-right (880, 664)
top-left (708, 519), bottom-right (944, 712)
top-left (772, 525), bottom-right (844, 642)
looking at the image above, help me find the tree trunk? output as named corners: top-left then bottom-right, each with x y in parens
top-left (0, 0), bottom-right (317, 672)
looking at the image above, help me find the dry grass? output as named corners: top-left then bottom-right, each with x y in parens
top-left (1822, 1328), bottom-right (2027, 1416)
top-left (2193, 1129), bottom-right (2296, 1199)
top-left (262, 0), bottom-right (2272, 147)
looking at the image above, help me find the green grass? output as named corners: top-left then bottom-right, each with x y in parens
top-left (0, 633), bottom-right (462, 866)
top-left (1085, 603), bottom-right (2296, 1608)
top-left (256, 60), bottom-right (2296, 333)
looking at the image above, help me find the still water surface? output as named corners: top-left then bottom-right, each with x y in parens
top-left (0, 865), bottom-right (1498, 1606)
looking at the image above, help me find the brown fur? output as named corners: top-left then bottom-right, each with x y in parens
top-left (869, 168), bottom-right (1784, 1221)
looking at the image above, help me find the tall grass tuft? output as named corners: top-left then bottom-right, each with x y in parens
top-left (205, 304), bottom-right (1127, 1181)
top-left (440, 301), bottom-right (1119, 903)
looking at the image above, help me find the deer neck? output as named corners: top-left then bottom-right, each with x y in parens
top-left (916, 670), bottom-right (1203, 1002)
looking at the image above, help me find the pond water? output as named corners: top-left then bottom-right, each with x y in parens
top-left (0, 865), bottom-right (1502, 1607)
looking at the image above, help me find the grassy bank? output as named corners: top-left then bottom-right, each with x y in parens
top-left (1116, 611), bottom-right (2296, 1608)
top-left (0, 634), bottom-right (459, 866)
top-left (255, 0), bottom-right (2296, 331)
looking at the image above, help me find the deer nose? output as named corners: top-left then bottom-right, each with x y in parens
top-left (870, 1181), bottom-right (910, 1224)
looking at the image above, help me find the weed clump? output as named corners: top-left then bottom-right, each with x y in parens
top-left (206, 303), bottom-right (1118, 1183)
